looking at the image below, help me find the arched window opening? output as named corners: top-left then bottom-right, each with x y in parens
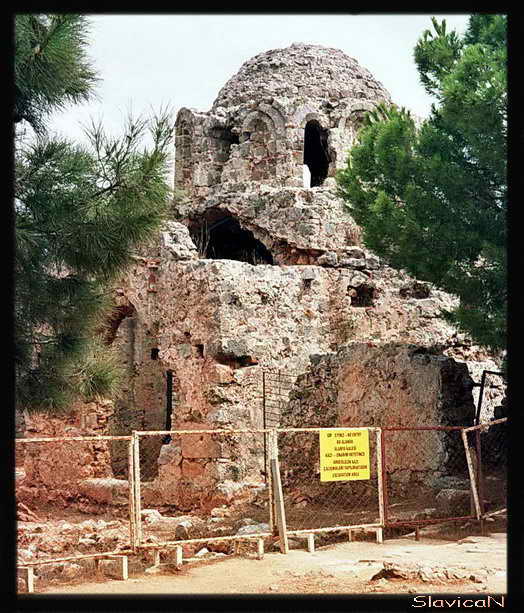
top-left (104, 303), bottom-right (136, 345)
top-left (303, 120), bottom-right (331, 187)
top-left (189, 210), bottom-right (274, 265)
top-left (210, 126), bottom-right (239, 160)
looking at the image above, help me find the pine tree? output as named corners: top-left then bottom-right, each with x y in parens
top-left (14, 14), bottom-right (174, 412)
top-left (337, 14), bottom-right (506, 354)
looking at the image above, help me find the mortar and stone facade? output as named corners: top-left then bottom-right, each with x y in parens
top-left (20, 44), bottom-right (504, 512)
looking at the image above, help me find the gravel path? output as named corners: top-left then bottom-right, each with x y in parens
top-left (35, 534), bottom-right (506, 595)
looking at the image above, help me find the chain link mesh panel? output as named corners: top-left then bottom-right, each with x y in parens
top-left (382, 428), bottom-right (473, 526)
top-left (277, 428), bottom-right (381, 533)
top-left (467, 418), bottom-right (507, 519)
top-left (16, 437), bottom-right (133, 570)
top-left (262, 370), bottom-right (303, 428)
top-left (135, 430), bottom-right (273, 550)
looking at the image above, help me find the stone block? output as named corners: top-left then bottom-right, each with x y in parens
top-left (78, 478), bottom-right (129, 505)
top-left (181, 459), bottom-right (207, 479)
top-left (317, 252), bottom-right (338, 267)
top-left (179, 424), bottom-right (222, 459)
top-left (209, 363), bottom-right (235, 384)
top-left (157, 443), bottom-right (182, 466)
top-left (436, 488), bottom-right (471, 515)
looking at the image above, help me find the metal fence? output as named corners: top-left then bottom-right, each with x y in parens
top-left (381, 427), bottom-right (474, 528)
top-left (130, 429), bottom-right (274, 555)
top-left (16, 420), bottom-right (507, 592)
top-left (463, 418), bottom-right (507, 522)
top-left (15, 435), bottom-right (134, 583)
top-left (277, 427), bottom-right (383, 536)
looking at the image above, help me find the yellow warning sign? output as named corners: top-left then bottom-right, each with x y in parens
top-left (319, 429), bottom-right (370, 482)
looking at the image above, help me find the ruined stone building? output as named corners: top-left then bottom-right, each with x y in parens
top-left (21, 44), bottom-right (504, 512)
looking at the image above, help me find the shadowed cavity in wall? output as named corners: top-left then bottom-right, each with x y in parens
top-left (189, 209), bottom-right (274, 265)
top-left (304, 120), bottom-right (331, 187)
top-left (104, 301), bottom-right (175, 479)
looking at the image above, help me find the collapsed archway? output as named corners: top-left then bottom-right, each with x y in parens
top-left (190, 209), bottom-right (274, 265)
top-left (303, 120), bottom-right (331, 187)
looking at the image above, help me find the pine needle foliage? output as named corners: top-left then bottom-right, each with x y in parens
top-left (14, 14), bottom-right (174, 412)
top-left (337, 14), bottom-right (506, 354)
top-left (14, 14), bottom-right (99, 133)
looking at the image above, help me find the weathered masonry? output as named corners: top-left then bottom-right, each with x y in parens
top-left (23, 44), bottom-right (504, 512)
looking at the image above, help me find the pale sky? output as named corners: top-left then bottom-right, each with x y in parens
top-left (47, 13), bottom-right (472, 148)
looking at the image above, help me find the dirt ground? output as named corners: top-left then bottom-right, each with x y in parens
top-left (35, 533), bottom-right (506, 595)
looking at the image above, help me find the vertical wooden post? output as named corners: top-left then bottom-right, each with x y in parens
top-left (415, 527), bottom-right (420, 541)
top-left (348, 529), bottom-right (353, 542)
top-left (469, 448), bottom-right (479, 516)
top-left (175, 546), bottom-right (183, 568)
top-left (375, 428), bottom-right (385, 533)
top-left (268, 429), bottom-right (275, 535)
top-left (462, 429), bottom-right (481, 519)
top-left (307, 533), bottom-right (315, 553)
top-left (257, 538), bottom-right (264, 560)
top-left (108, 555), bottom-right (128, 580)
top-left (270, 430), bottom-right (289, 554)
top-left (120, 556), bottom-right (129, 581)
top-left (152, 550), bottom-right (160, 567)
top-left (127, 438), bottom-right (136, 552)
top-left (475, 428), bottom-right (486, 535)
top-left (21, 567), bottom-right (34, 593)
top-left (262, 371), bottom-right (267, 482)
top-left (132, 432), bottom-right (143, 547)
top-left (376, 527), bottom-right (384, 544)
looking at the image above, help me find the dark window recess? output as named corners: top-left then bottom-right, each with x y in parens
top-left (211, 126), bottom-right (239, 145)
top-left (304, 120), bottom-right (331, 187)
top-left (162, 370), bottom-right (173, 444)
top-left (196, 344), bottom-right (205, 357)
top-left (214, 352), bottom-right (258, 369)
top-left (303, 278), bottom-right (313, 290)
top-left (399, 282), bottom-right (431, 299)
top-left (350, 284), bottom-right (377, 307)
top-left (151, 348), bottom-right (160, 360)
top-left (190, 213), bottom-right (273, 265)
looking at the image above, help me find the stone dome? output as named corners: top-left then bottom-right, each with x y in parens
top-left (212, 42), bottom-right (391, 112)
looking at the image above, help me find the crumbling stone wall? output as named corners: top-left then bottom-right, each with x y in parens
top-left (107, 221), bottom-right (501, 510)
top-left (281, 343), bottom-right (475, 428)
top-left (17, 400), bottom-right (115, 508)
top-left (279, 343), bottom-right (476, 498)
top-left (27, 43), bottom-right (503, 514)
top-left (170, 44), bottom-right (390, 266)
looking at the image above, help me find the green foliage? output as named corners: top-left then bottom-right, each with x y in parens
top-left (15, 14), bottom-right (174, 412)
top-left (14, 14), bottom-right (98, 133)
top-left (337, 15), bottom-right (506, 353)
